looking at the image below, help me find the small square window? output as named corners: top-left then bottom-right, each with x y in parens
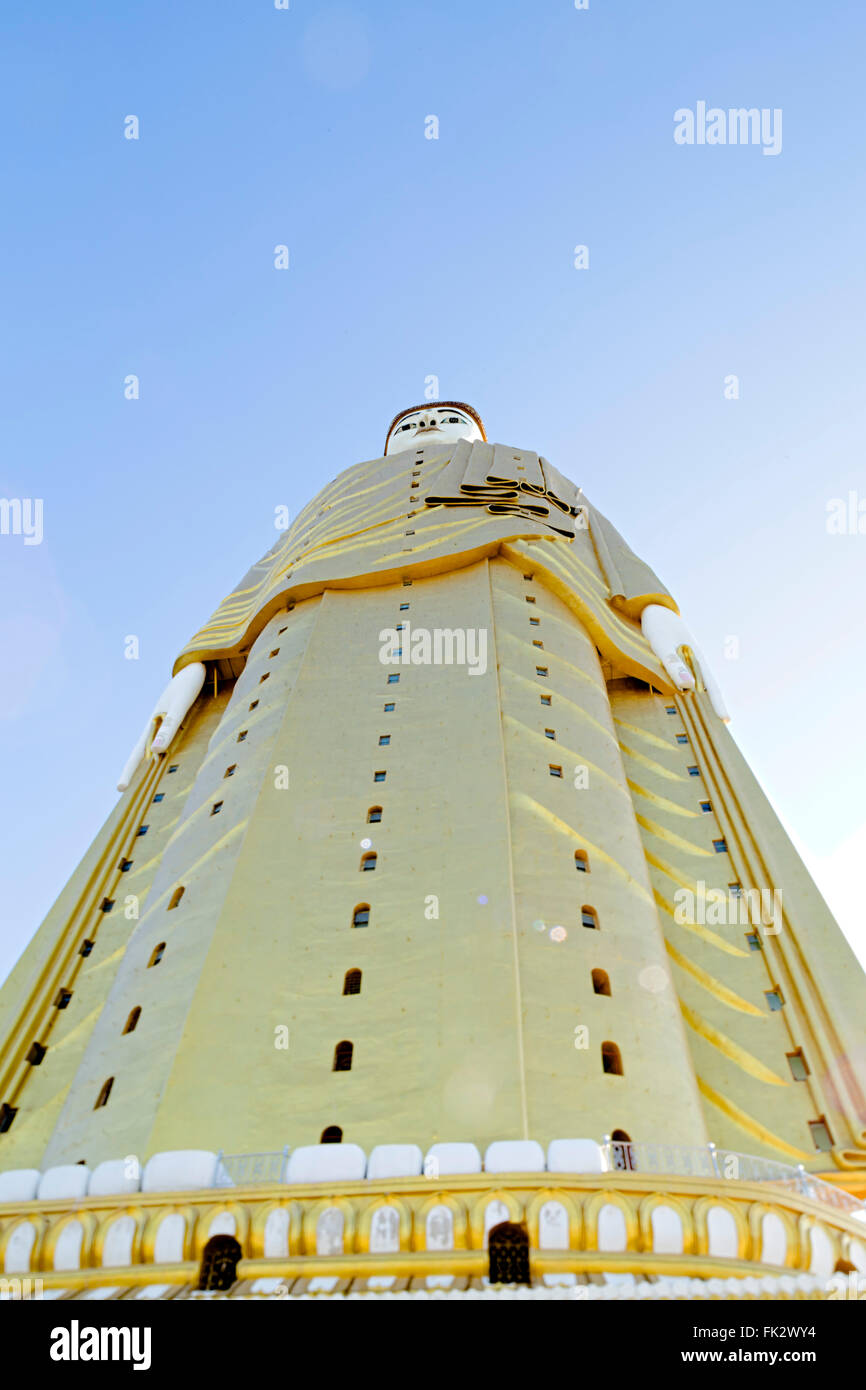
top-left (137, 825), bottom-right (148, 836)
top-left (152, 793), bottom-right (165, 803)
top-left (676, 735), bottom-right (688, 745)
top-left (525, 595), bottom-right (536, 604)
top-left (523, 574), bottom-right (534, 581)
top-left (745, 931), bottom-right (762, 951)
top-left (259, 672), bottom-right (270, 684)
top-left (224, 765), bottom-right (237, 777)
top-left (544, 729), bottom-right (555, 740)
top-left (168, 764), bottom-right (179, 773)
top-left (387, 674), bottom-right (400, 684)
top-left (100, 898), bottom-right (114, 912)
top-left (809, 1118), bottom-right (833, 1151)
top-left (384, 703), bottom-right (395, 712)
top-left (396, 624), bottom-right (404, 631)
top-left (399, 603), bottom-right (409, 611)
top-left (79, 940), bottom-right (94, 957)
top-left (699, 801), bottom-right (712, 813)
top-left (532, 640), bottom-right (543, 649)
top-left (540, 695), bottom-right (551, 706)
top-left (765, 988), bottom-right (784, 1011)
top-left (713, 839), bottom-right (728, 853)
top-left (405, 530), bottom-right (415, 537)
top-left (529, 617), bottom-right (540, 626)
top-left (402, 579), bottom-right (412, 587)
top-left (269, 648), bottom-right (280, 658)
top-left (237, 731), bottom-right (248, 742)
top-left (55, 990), bottom-right (73, 1009)
top-left (665, 706), bottom-right (676, 715)
top-left (378, 735), bottom-right (390, 746)
top-left (211, 801), bottom-right (223, 816)
top-left (119, 859), bottom-right (132, 872)
top-left (687, 766), bottom-right (699, 777)
top-left (374, 771), bottom-right (386, 783)
top-left (729, 883), bottom-right (743, 897)
top-left (787, 1050), bottom-right (809, 1081)
top-left (249, 700), bottom-right (259, 711)
top-left (549, 765), bottom-right (563, 778)
top-left (536, 666), bottom-right (548, 678)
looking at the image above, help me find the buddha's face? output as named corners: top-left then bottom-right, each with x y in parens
top-left (386, 406), bottom-right (483, 455)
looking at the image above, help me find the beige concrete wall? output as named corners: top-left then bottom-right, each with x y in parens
top-left (39, 604), bottom-right (319, 1166)
top-left (491, 559), bottom-right (707, 1147)
top-left (0, 693), bottom-right (228, 1170)
top-left (149, 566), bottom-right (524, 1155)
top-left (610, 684), bottom-right (820, 1162)
top-left (41, 560), bottom-right (709, 1164)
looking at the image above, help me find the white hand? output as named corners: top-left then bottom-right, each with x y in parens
top-left (117, 662), bottom-right (207, 791)
top-left (641, 604), bottom-right (729, 722)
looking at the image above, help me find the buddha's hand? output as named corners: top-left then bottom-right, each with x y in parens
top-left (640, 605), bottom-right (729, 723)
top-left (117, 663), bottom-right (207, 791)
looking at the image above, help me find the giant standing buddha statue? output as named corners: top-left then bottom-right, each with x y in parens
top-left (1, 403), bottom-right (864, 1300)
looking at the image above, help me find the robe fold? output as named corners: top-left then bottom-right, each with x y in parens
top-left (173, 439), bottom-right (678, 682)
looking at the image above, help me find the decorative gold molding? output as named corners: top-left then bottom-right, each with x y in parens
top-left (2, 1170), bottom-right (863, 1291)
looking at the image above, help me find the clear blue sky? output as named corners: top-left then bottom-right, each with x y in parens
top-left (1, 0), bottom-right (864, 985)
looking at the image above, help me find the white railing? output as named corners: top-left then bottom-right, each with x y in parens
top-left (210, 1140), bottom-right (865, 1219)
top-left (605, 1139), bottom-right (863, 1217)
top-left (214, 1149), bottom-right (289, 1187)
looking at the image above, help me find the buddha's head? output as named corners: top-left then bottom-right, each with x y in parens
top-left (385, 402), bottom-right (485, 456)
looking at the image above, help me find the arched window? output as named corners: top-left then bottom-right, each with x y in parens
top-left (574, 850), bottom-right (590, 873)
top-left (321, 1126), bottom-right (343, 1144)
top-left (343, 969), bottom-right (362, 996)
top-left (122, 1007), bottom-right (141, 1034)
top-left (94, 1077), bottom-right (114, 1109)
top-left (367, 806), bottom-right (382, 823)
top-left (602, 1042), bottom-right (623, 1076)
top-left (592, 969), bottom-right (611, 996)
top-left (333, 1040), bottom-right (353, 1072)
top-left (611, 1128), bottom-right (636, 1171)
top-left (488, 1222), bottom-right (530, 1286)
top-left (168, 887), bottom-right (184, 910)
top-left (581, 906), bottom-right (599, 930)
top-left (148, 942), bottom-right (165, 967)
top-left (352, 904), bottom-right (370, 928)
top-left (197, 1235), bottom-right (242, 1292)
top-left (360, 852), bottom-right (377, 872)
